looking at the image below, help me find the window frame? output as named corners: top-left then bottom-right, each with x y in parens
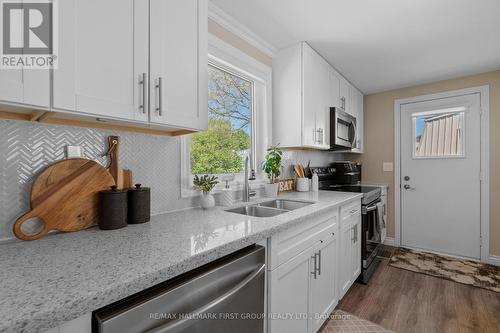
top-left (180, 34), bottom-right (272, 197)
top-left (411, 106), bottom-right (467, 160)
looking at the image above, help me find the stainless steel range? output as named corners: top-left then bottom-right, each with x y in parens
top-left (310, 162), bottom-right (384, 284)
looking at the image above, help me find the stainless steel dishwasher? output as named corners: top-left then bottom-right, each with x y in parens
top-left (93, 245), bottom-right (265, 333)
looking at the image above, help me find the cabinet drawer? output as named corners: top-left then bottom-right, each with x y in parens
top-left (340, 200), bottom-right (361, 221)
top-left (269, 210), bottom-right (338, 270)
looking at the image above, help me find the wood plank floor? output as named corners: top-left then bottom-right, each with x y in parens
top-left (337, 247), bottom-right (500, 333)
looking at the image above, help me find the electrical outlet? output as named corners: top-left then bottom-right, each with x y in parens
top-left (66, 145), bottom-right (82, 158)
top-left (383, 162), bottom-right (393, 172)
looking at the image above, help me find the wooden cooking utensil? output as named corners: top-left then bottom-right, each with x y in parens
top-left (13, 158), bottom-right (115, 241)
top-left (293, 165), bottom-right (302, 178)
top-left (104, 136), bottom-right (133, 189)
top-left (294, 164), bottom-right (305, 178)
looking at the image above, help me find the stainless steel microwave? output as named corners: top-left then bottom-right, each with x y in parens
top-left (330, 107), bottom-right (357, 150)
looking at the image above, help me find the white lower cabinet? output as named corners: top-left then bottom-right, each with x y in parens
top-left (268, 209), bottom-right (339, 333)
top-left (339, 211), bottom-right (362, 299)
top-left (339, 220), bottom-right (353, 298)
top-left (269, 245), bottom-right (314, 333)
top-left (310, 234), bottom-right (338, 333)
top-left (268, 201), bottom-right (361, 333)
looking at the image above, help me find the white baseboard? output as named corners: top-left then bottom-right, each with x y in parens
top-left (384, 237), bottom-right (396, 246)
top-left (488, 255), bottom-right (500, 266)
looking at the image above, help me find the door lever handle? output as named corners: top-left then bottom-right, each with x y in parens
top-left (403, 184), bottom-right (416, 190)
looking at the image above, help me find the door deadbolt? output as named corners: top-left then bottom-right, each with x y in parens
top-left (404, 176), bottom-right (410, 181)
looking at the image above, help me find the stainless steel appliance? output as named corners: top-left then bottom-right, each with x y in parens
top-left (330, 107), bottom-right (357, 150)
top-left (93, 245), bottom-right (265, 333)
top-left (310, 162), bottom-right (384, 284)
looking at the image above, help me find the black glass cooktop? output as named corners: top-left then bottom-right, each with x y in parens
top-left (320, 184), bottom-right (381, 205)
top-left (322, 185), bottom-right (380, 194)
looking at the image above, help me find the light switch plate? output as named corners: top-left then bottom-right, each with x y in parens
top-left (66, 145), bottom-right (82, 158)
top-left (383, 162), bottom-right (393, 172)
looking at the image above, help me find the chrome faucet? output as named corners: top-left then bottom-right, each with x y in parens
top-left (243, 156), bottom-right (256, 202)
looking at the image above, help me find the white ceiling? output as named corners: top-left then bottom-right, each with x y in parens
top-left (211, 0), bottom-right (500, 94)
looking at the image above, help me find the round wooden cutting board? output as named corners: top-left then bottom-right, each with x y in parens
top-left (13, 158), bottom-right (115, 241)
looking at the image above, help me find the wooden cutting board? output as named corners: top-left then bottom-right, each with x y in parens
top-left (105, 136), bottom-right (133, 189)
top-left (13, 158), bottom-right (115, 241)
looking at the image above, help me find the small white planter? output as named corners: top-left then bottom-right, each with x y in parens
top-left (200, 192), bottom-right (215, 209)
top-left (264, 183), bottom-right (279, 198)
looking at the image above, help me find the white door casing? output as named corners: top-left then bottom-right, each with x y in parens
top-left (395, 86), bottom-right (490, 262)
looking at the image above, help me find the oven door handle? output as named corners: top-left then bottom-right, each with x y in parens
top-left (362, 200), bottom-right (381, 214)
top-left (145, 264), bottom-right (265, 333)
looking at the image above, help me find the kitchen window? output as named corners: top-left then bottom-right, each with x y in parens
top-left (181, 35), bottom-right (271, 197)
top-left (190, 64), bottom-right (254, 175)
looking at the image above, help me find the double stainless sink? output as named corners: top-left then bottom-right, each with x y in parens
top-left (225, 199), bottom-right (314, 217)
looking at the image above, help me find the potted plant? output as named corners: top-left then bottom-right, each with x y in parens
top-left (193, 175), bottom-right (219, 209)
top-left (262, 144), bottom-right (282, 197)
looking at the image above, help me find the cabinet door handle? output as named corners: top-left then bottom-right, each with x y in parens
top-left (156, 77), bottom-right (163, 116)
top-left (316, 250), bottom-right (322, 276)
top-left (354, 224), bottom-right (358, 243)
top-left (311, 254), bottom-right (317, 279)
top-left (139, 73), bottom-right (147, 114)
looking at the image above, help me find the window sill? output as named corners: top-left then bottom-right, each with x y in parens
top-left (181, 178), bottom-right (269, 198)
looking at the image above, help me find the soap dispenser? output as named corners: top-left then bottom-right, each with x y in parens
top-left (312, 171), bottom-right (319, 192)
top-left (219, 179), bottom-right (234, 207)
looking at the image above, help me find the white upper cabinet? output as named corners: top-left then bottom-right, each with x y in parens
top-left (0, 0), bottom-right (49, 109)
top-left (339, 77), bottom-right (351, 114)
top-left (351, 88), bottom-right (364, 153)
top-left (273, 41), bottom-right (363, 151)
top-left (53, 0), bottom-right (149, 122)
top-left (0, 69), bottom-right (49, 108)
top-left (329, 68), bottom-right (341, 109)
top-left (0, 67), bottom-right (49, 108)
top-left (149, 0), bottom-right (207, 130)
top-left (52, 0), bottom-right (207, 132)
top-left (273, 42), bottom-right (331, 150)
top-left (302, 43), bottom-right (321, 148)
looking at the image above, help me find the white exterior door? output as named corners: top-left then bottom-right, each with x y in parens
top-left (53, 0), bottom-right (149, 122)
top-left (400, 93), bottom-right (482, 259)
top-left (149, 0), bottom-right (207, 130)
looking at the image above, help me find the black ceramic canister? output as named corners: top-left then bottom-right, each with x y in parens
top-left (128, 184), bottom-right (151, 224)
top-left (98, 186), bottom-right (128, 230)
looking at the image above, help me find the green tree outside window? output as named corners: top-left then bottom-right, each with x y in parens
top-left (191, 65), bottom-right (252, 174)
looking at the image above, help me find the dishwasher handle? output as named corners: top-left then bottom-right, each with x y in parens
top-left (145, 263), bottom-right (265, 333)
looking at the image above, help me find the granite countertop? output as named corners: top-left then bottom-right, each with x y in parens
top-left (0, 191), bottom-right (362, 333)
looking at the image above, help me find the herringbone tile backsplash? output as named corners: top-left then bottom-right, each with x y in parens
top-left (0, 119), bottom-right (341, 242)
top-left (0, 119), bottom-right (196, 242)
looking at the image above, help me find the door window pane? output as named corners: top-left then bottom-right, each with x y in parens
top-left (413, 111), bottom-right (465, 158)
top-left (190, 65), bottom-right (253, 174)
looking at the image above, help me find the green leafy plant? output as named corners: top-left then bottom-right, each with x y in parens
top-left (262, 144), bottom-right (283, 183)
top-left (303, 161), bottom-right (311, 178)
top-left (193, 175), bottom-right (219, 193)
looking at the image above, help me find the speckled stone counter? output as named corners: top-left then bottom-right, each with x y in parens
top-left (0, 191), bottom-right (362, 333)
